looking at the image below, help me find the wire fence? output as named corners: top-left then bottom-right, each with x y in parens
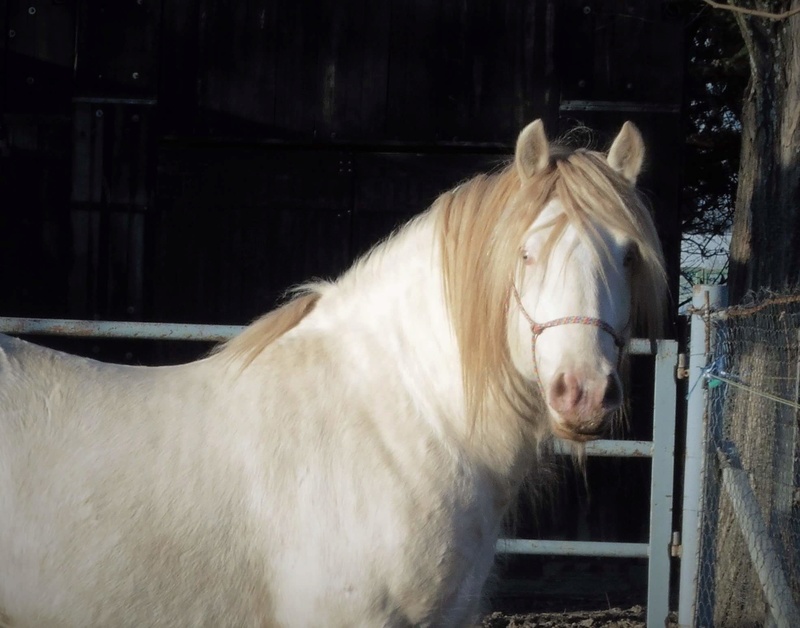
top-left (696, 291), bottom-right (800, 626)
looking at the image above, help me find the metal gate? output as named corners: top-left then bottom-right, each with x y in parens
top-left (0, 316), bottom-right (679, 626)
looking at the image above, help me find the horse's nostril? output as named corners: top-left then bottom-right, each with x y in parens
top-left (549, 372), bottom-right (583, 413)
top-left (602, 374), bottom-right (622, 409)
top-left (551, 372), bottom-right (567, 398)
top-left (550, 371), bottom-right (620, 418)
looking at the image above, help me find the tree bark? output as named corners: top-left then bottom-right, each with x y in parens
top-left (728, 1), bottom-right (800, 302)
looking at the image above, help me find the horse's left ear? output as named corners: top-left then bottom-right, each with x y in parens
top-left (607, 121), bottom-right (645, 183)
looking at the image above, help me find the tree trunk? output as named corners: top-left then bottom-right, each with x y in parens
top-left (728, 1), bottom-right (800, 302)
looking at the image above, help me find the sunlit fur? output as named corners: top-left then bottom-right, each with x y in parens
top-left (216, 291), bottom-right (320, 367)
top-left (0, 123), bottom-right (666, 627)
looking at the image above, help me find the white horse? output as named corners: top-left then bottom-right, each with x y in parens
top-left (0, 120), bottom-right (665, 627)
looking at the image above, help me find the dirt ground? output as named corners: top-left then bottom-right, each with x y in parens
top-left (479, 605), bottom-right (646, 627)
top-left (476, 554), bottom-right (658, 627)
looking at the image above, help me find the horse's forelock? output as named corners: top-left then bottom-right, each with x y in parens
top-left (552, 151), bottom-right (667, 338)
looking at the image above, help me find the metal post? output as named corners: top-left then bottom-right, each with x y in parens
top-left (678, 284), bottom-right (727, 627)
top-left (647, 339), bottom-right (679, 627)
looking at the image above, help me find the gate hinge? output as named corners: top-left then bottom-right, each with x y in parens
top-left (676, 353), bottom-right (689, 380)
top-left (670, 530), bottom-right (682, 557)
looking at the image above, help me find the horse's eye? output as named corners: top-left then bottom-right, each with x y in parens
top-left (623, 247), bottom-right (637, 268)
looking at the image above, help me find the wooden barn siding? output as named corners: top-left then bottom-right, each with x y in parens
top-left (154, 146), bottom-right (506, 328)
top-left (558, 1), bottom-right (684, 103)
top-left (1, 0), bottom-right (683, 353)
top-left (2, 0), bottom-right (74, 322)
top-left (158, 0), bottom-right (554, 143)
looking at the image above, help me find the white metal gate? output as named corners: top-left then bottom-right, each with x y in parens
top-left (0, 317), bottom-right (679, 626)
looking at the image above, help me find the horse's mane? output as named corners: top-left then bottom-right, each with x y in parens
top-left (437, 146), bottom-right (666, 431)
top-left (213, 289), bottom-right (322, 366)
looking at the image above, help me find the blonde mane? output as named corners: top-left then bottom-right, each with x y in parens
top-left (437, 146), bottom-right (666, 431)
top-left (214, 290), bottom-right (322, 365)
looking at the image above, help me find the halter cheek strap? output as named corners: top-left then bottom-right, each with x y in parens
top-left (512, 286), bottom-right (627, 381)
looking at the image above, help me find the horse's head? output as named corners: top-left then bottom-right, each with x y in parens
top-left (510, 120), bottom-right (665, 442)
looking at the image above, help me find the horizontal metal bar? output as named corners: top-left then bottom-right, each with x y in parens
top-left (559, 100), bottom-right (680, 114)
top-left (0, 317), bottom-right (660, 354)
top-left (496, 538), bottom-right (649, 558)
top-left (0, 317), bottom-right (243, 342)
top-left (555, 439), bottom-right (653, 458)
top-left (629, 338), bottom-right (656, 355)
top-left (73, 96), bottom-right (158, 106)
top-left (0, 316), bottom-right (658, 459)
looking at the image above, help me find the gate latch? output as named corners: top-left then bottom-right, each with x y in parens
top-left (676, 353), bottom-right (689, 380)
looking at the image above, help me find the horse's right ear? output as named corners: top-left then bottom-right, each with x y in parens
top-left (607, 121), bottom-right (645, 183)
top-left (515, 120), bottom-right (550, 181)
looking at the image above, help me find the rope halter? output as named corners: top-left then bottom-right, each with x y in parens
top-left (512, 286), bottom-right (627, 382)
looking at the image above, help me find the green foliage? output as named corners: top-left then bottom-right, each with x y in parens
top-left (681, 2), bottom-right (749, 290)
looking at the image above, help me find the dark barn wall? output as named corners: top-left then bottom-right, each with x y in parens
top-left (158, 0), bottom-right (554, 143)
top-left (152, 0), bottom-right (561, 342)
top-left (1, 0), bottom-right (684, 607)
top-left (2, 0), bottom-right (683, 335)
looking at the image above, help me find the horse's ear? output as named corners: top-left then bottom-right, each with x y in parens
top-left (607, 121), bottom-right (645, 183)
top-left (515, 120), bottom-right (550, 180)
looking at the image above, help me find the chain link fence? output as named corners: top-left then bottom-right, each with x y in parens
top-left (695, 292), bottom-right (800, 626)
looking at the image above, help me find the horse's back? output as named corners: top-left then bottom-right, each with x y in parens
top-left (1, 333), bottom-right (114, 429)
top-left (0, 333), bottom-right (190, 451)
top-left (0, 335), bottom-right (278, 627)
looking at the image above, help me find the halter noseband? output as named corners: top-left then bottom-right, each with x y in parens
top-left (512, 287), bottom-right (627, 380)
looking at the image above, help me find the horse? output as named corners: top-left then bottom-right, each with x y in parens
top-left (0, 120), bottom-right (665, 627)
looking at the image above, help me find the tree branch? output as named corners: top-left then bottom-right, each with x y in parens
top-left (703, 0), bottom-right (800, 20)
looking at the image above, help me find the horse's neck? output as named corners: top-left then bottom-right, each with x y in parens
top-left (335, 217), bottom-right (464, 411)
top-left (301, 217), bottom-right (538, 484)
